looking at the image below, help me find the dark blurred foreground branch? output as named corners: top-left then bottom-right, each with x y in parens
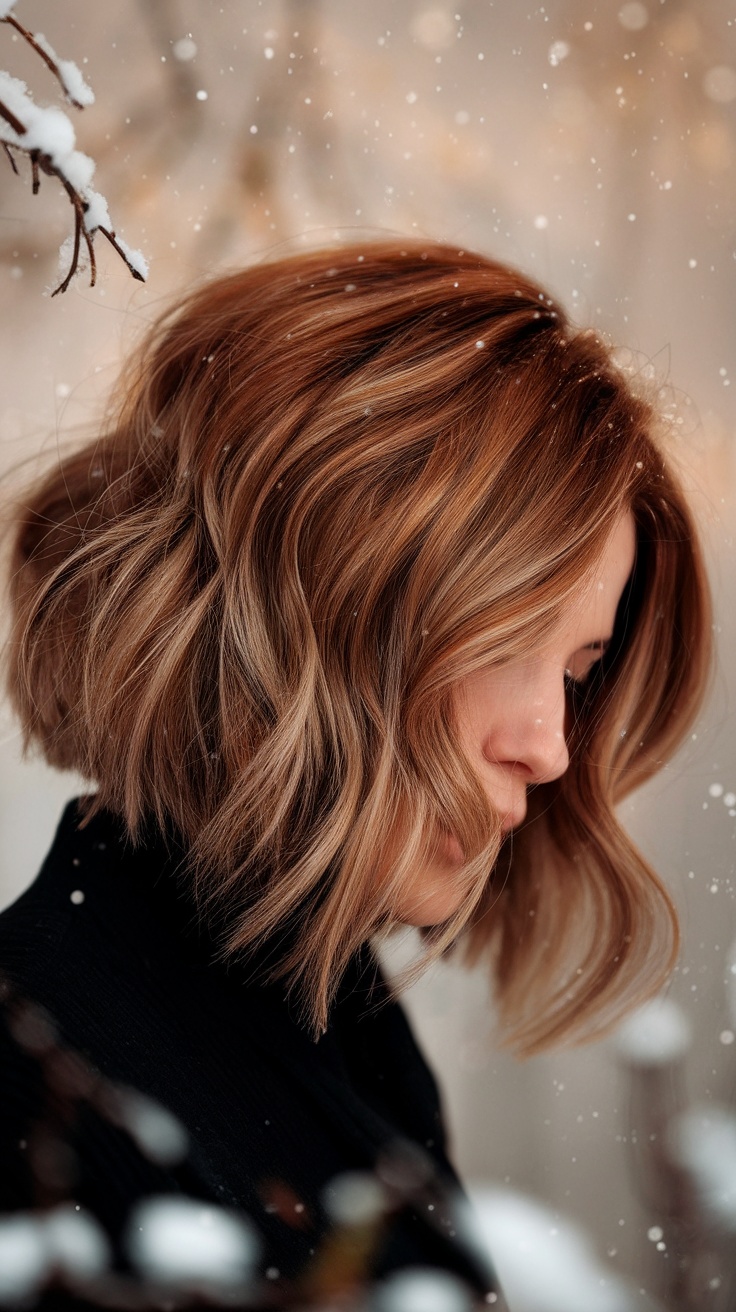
top-left (0, 973), bottom-right (494, 1311)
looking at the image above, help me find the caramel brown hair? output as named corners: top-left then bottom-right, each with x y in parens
top-left (5, 239), bottom-right (711, 1052)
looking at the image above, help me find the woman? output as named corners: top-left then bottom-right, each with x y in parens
top-left (0, 239), bottom-right (711, 1305)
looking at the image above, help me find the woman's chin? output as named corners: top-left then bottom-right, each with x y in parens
top-left (394, 869), bottom-right (468, 928)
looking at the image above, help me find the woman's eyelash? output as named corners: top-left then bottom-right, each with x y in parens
top-left (565, 642), bottom-right (611, 693)
top-left (564, 669), bottom-right (589, 693)
top-left (564, 650), bottom-right (606, 692)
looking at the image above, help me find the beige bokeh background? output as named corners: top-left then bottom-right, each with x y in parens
top-left (1, 0), bottom-right (735, 1302)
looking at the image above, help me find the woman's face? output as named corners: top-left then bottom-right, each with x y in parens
top-left (397, 512), bottom-right (638, 927)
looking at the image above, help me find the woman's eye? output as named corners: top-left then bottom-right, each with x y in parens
top-left (564, 641), bottom-right (610, 694)
top-left (565, 656), bottom-right (606, 694)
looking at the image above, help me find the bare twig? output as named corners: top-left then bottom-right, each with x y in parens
top-left (2, 136), bottom-right (16, 170)
top-left (53, 166), bottom-right (95, 295)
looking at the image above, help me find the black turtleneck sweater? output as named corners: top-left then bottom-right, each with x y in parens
top-left (0, 799), bottom-right (499, 1305)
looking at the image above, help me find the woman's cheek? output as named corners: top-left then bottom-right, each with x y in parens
top-left (440, 832), bottom-right (465, 865)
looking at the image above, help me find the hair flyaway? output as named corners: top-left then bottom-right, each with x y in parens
top-left (6, 239), bottom-right (711, 1055)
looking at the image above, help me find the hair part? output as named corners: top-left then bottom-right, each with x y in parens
top-left (5, 238), bottom-right (712, 1052)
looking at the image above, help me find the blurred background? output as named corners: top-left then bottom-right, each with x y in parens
top-left (1, 1), bottom-right (735, 1307)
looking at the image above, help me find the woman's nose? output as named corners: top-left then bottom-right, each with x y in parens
top-left (482, 673), bottom-right (571, 785)
top-left (519, 701), bottom-right (570, 784)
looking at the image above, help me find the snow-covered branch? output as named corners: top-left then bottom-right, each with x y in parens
top-left (3, 10), bottom-right (94, 109)
top-left (0, 3), bottom-right (147, 294)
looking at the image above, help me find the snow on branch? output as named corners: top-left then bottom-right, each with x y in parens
top-left (0, 3), bottom-right (147, 295)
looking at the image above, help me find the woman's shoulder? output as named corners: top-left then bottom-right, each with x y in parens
top-left (0, 798), bottom-right (204, 1076)
top-left (0, 799), bottom-right (105, 984)
top-left (0, 799), bottom-right (151, 976)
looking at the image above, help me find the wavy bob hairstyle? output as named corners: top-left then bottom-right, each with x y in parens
top-left (6, 239), bottom-right (711, 1053)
